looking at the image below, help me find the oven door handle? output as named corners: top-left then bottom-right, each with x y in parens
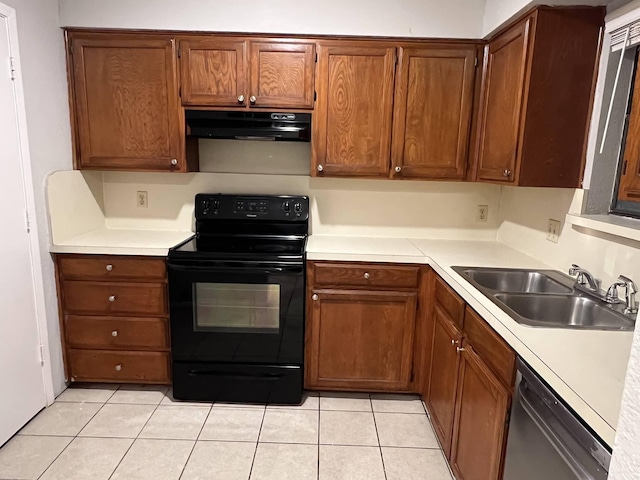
top-left (168, 263), bottom-right (303, 275)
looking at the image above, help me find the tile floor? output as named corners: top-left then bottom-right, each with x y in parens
top-left (0, 385), bottom-right (453, 480)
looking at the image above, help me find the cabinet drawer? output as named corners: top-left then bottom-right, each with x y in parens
top-left (313, 263), bottom-right (419, 289)
top-left (68, 349), bottom-right (170, 384)
top-left (463, 307), bottom-right (515, 388)
top-left (57, 255), bottom-right (166, 282)
top-left (66, 316), bottom-right (169, 350)
top-left (435, 276), bottom-right (465, 327)
top-left (62, 281), bottom-right (167, 316)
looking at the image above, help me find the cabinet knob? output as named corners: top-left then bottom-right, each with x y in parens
top-left (312, 294), bottom-right (319, 301)
top-left (105, 264), bottom-right (113, 272)
top-left (395, 166), bottom-right (402, 173)
top-left (171, 158), bottom-right (178, 166)
top-left (108, 295), bottom-right (116, 302)
top-left (111, 330), bottom-right (118, 337)
top-left (238, 94), bottom-right (245, 103)
top-left (249, 95), bottom-right (256, 104)
top-left (115, 364), bottom-right (122, 371)
top-left (456, 347), bottom-right (466, 353)
top-left (317, 165), bottom-right (324, 172)
top-left (364, 272), bottom-right (370, 279)
top-left (451, 339), bottom-right (458, 346)
top-left (503, 169), bottom-right (511, 177)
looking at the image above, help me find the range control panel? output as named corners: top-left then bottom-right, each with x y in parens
top-left (195, 194), bottom-right (309, 221)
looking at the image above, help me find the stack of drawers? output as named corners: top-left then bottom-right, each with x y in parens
top-left (55, 254), bottom-right (171, 384)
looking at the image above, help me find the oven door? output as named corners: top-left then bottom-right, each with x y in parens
top-left (168, 259), bottom-right (305, 366)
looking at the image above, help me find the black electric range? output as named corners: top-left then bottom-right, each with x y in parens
top-left (167, 194), bottom-right (309, 405)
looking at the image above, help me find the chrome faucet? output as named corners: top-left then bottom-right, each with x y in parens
top-left (606, 276), bottom-right (638, 315)
top-left (568, 264), bottom-right (601, 292)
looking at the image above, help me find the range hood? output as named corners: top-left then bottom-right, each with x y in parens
top-left (185, 110), bottom-right (311, 142)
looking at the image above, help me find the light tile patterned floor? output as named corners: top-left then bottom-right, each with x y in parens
top-left (0, 385), bottom-right (453, 480)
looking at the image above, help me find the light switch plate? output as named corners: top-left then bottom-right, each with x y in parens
top-left (547, 219), bottom-right (561, 243)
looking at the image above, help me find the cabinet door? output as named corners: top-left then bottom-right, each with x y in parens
top-left (249, 41), bottom-right (315, 109)
top-left (391, 46), bottom-right (476, 180)
top-left (313, 44), bottom-right (396, 177)
top-left (307, 289), bottom-right (417, 391)
top-left (618, 56), bottom-right (640, 201)
top-left (427, 306), bottom-right (463, 457)
top-left (179, 38), bottom-right (246, 107)
top-left (70, 34), bottom-right (184, 171)
top-left (476, 18), bottom-right (531, 183)
top-left (450, 345), bottom-right (511, 480)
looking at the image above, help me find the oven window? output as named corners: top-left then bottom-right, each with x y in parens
top-left (193, 283), bottom-right (280, 333)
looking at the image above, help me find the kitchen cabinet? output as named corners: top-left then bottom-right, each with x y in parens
top-left (179, 37), bottom-right (316, 109)
top-left (391, 45), bottom-right (477, 180)
top-left (422, 272), bottom-right (516, 479)
top-left (66, 32), bottom-right (197, 172)
top-left (618, 55), bottom-right (640, 202)
top-left (54, 254), bottom-right (171, 384)
top-left (305, 261), bottom-right (424, 391)
top-left (476, 6), bottom-right (606, 187)
top-left (312, 42), bottom-right (396, 177)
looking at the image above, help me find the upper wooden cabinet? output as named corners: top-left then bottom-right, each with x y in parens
top-left (392, 45), bottom-right (477, 180)
top-left (67, 32), bottom-right (195, 172)
top-left (179, 38), bottom-right (316, 109)
top-left (476, 7), bottom-right (606, 187)
top-left (618, 55), bottom-right (640, 202)
top-left (313, 43), bottom-right (396, 177)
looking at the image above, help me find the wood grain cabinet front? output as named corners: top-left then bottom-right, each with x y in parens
top-left (476, 7), bottom-right (606, 187)
top-left (66, 32), bottom-right (196, 172)
top-left (54, 254), bottom-right (171, 385)
top-left (179, 37), bottom-right (316, 109)
top-left (305, 261), bottom-right (425, 392)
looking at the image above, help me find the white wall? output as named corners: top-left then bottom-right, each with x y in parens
top-left (3, 0), bottom-right (73, 396)
top-left (58, 0), bottom-right (485, 38)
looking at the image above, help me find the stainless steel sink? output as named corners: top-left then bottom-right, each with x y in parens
top-left (493, 293), bottom-right (635, 331)
top-left (452, 266), bottom-right (636, 331)
top-left (459, 267), bottom-right (572, 294)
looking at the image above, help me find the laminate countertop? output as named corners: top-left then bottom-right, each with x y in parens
top-left (307, 235), bottom-right (635, 447)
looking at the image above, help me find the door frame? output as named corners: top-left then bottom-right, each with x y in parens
top-left (0, 2), bottom-right (55, 405)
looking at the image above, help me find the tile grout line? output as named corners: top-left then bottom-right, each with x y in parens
top-left (370, 395), bottom-right (389, 480)
top-left (178, 404), bottom-right (214, 480)
top-left (35, 386), bottom-right (120, 480)
top-left (246, 405), bottom-right (268, 480)
top-left (106, 389), bottom-right (166, 480)
top-left (317, 395), bottom-right (321, 480)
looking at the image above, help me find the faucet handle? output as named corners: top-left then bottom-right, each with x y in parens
top-left (568, 264), bottom-right (581, 275)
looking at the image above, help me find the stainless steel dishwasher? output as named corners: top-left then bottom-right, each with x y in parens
top-left (503, 359), bottom-right (611, 480)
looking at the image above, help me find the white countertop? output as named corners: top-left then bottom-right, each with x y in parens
top-left (308, 235), bottom-right (635, 447)
top-left (49, 228), bottom-right (194, 256)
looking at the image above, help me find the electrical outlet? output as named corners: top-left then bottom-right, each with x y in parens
top-left (477, 205), bottom-right (489, 222)
top-left (137, 191), bottom-right (148, 208)
top-left (547, 219), bottom-right (561, 243)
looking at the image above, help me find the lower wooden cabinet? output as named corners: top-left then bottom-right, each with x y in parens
top-left (305, 261), bottom-right (424, 392)
top-left (54, 254), bottom-right (171, 384)
top-left (450, 344), bottom-right (511, 480)
top-left (427, 305), bottom-right (463, 456)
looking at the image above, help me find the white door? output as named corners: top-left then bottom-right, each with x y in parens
top-left (0, 7), bottom-right (47, 446)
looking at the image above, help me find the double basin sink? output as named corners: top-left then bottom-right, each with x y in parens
top-left (452, 267), bottom-right (636, 331)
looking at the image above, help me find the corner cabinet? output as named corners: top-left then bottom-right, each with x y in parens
top-left (66, 32), bottom-right (197, 172)
top-left (179, 37), bottom-right (316, 109)
top-left (305, 261), bottom-right (424, 391)
top-left (475, 7), bottom-right (606, 187)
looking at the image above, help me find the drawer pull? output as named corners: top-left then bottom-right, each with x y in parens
top-left (115, 364), bottom-right (122, 371)
top-left (456, 347), bottom-right (466, 353)
top-left (451, 339), bottom-right (459, 346)
top-left (312, 294), bottom-right (319, 301)
top-left (108, 295), bottom-right (116, 302)
top-left (111, 330), bottom-right (118, 337)
top-left (364, 272), bottom-right (370, 279)
top-left (106, 264), bottom-right (113, 272)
